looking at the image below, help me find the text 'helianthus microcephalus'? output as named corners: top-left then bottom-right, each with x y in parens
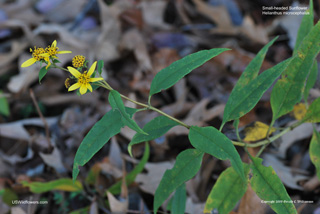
top-left (67, 61), bottom-right (104, 95)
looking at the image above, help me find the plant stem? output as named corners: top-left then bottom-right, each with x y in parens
top-left (53, 64), bottom-right (69, 72)
top-left (98, 80), bottom-right (305, 149)
top-left (232, 120), bottom-right (304, 148)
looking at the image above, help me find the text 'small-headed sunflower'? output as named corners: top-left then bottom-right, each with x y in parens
top-left (67, 61), bottom-right (104, 95)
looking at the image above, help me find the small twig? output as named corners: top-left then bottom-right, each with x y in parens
top-left (29, 89), bottom-right (53, 151)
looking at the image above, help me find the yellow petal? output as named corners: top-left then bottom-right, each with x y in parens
top-left (52, 40), bottom-right (57, 47)
top-left (21, 58), bottom-right (37, 67)
top-left (87, 61), bottom-right (97, 76)
top-left (68, 82), bottom-right (81, 91)
top-left (57, 51), bottom-right (72, 54)
top-left (80, 85), bottom-right (87, 95)
top-left (87, 83), bottom-right (93, 92)
top-left (89, 77), bottom-right (104, 82)
top-left (40, 53), bottom-right (50, 57)
top-left (67, 67), bottom-right (81, 78)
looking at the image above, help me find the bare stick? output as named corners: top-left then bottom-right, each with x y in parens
top-left (29, 89), bottom-right (53, 150)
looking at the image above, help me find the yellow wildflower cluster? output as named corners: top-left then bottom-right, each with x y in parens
top-left (68, 61), bottom-right (103, 95)
top-left (21, 40), bottom-right (71, 69)
top-left (21, 40), bottom-right (104, 95)
top-left (72, 55), bottom-right (86, 68)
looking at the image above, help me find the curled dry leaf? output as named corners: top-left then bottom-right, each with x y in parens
top-left (140, 0), bottom-right (172, 30)
top-left (0, 118), bottom-right (57, 141)
top-left (278, 122), bottom-right (313, 158)
top-left (136, 162), bottom-right (174, 195)
top-left (120, 29), bottom-right (152, 71)
top-left (262, 153), bottom-right (309, 190)
top-left (39, 147), bottom-right (67, 173)
top-left (106, 191), bottom-right (128, 213)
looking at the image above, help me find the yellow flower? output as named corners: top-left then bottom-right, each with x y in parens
top-left (72, 55), bottom-right (86, 68)
top-left (21, 47), bottom-right (46, 67)
top-left (67, 61), bottom-right (104, 95)
top-left (41, 40), bottom-right (72, 68)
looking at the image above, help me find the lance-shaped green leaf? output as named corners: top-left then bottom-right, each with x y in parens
top-left (39, 66), bottom-right (48, 83)
top-left (108, 142), bottom-right (149, 194)
top-left (304, 60), bottom-right (318, 101)
top-left (271, 21), bottom-right (320, 122)
top-left (167, 183), bottom-right (187, 214)
top-left (73, 109), bottom-right (124, 180)
top-left (73, 107), bottom-right (138, 180)
top-left (302, 97), bottom-right (320, 123)
top-left (293, 0), bottom-right (313, 55)
top-left (204, 164), bottom-right (250, 214)
top-left (22, 179), bottom-right (83, 193)
top-left (153, 149), bottom-right (204, 213)
top-left (149, 48), bottom-right (229, 96)
top-left (235, 36), bottom-right (278, 89)
top-left (250, 156), bottom-right (297, 214)
top-left (97, 60), bottom-right (104, 75)
top-left (221, 58), bottom-right (292, 127)
top-left (188, 126), bottom-right (245, 181)
top-left (108, 90), bottom-right (147, 135)
top-left (309, 130), bottom-right (320, 181)
top-left (0, 90), bottom-right (9, 116)
top-left (128, 116), bottom-right (179, 156)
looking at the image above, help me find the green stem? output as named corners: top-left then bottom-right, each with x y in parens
top-left (53, 64), bottom-right (69, 72)
top-left (120, 94), bottom-right (190, 129)
top-left (94, 79), bottom-right (306, 149)
top-left (98, 81), bottom-right (190, 129)
top-left (232, 120), bottom-right (304, 148)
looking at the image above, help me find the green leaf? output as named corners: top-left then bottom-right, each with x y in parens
top-left (309, 130), bottom-right (320, 181)
top-left (107, 142), bottom-right (149, 194)
top-left (271, 21), bottom-right (320, 122)
top-left (108, 90), bottom-right (148, 135)
top-left (128, 116), bottom-right (179, 156)
top-left (39, 66), bottom-right (48, 83)
top-left (221, 58), bottom-right (292, 127)
top-left (52, 59), bottom-right (61, 64)
top-left (204, 164), bottom-right (250, 214)
top-left (293, 0), bottom-right (313, 54)
top-left (304, 60), bottom-right (318, 101)
top-left (73, 109), bottom-right (124, 180)
top-left (22, 179), bottom-right (83, 193)
top-left (153, 149), bottom-right (204, 213)
top-left (149, 48), bottom-right (229, 97)
top-left (69, 207), bottom-right (90, 214)
top-left (303, 97), bottom-right (320, 122)
top-left (0, 90), bottom-right (10, 116)
top-left (250, 156), bottom-right (297, 214)
top-left (97, 60), bottom-right (104, 75)
top-left (1, 188), bottom-right (18, 207)
top-left (171, 183), bottom-right (187, 214)
top-left (236, 36), bottom-right (278, 88)
top-left (188, 126), bottom-right (245, 181)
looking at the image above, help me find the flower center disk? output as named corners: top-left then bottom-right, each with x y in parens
top-left (79, 73), bottom-right (90, 85)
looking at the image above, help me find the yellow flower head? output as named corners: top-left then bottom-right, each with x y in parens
top-left (72, 55), bottom-right (86, 68)
top-left (67, 61), bottom-right (104, 95)
top-left (41, 40), bottom-right (72, 69)
top-left (21, 47), bottom-right (46, 67)
top-left (42, 40), bottom-right (72, 58)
